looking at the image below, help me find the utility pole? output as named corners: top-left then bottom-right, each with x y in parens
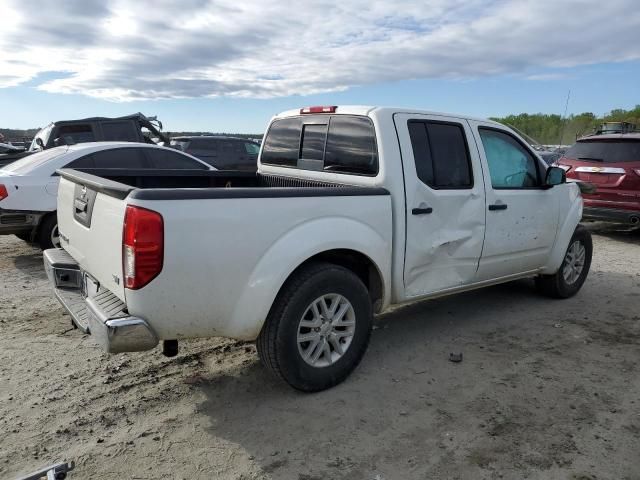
top-left (558, 89), bottom-right (571, 145)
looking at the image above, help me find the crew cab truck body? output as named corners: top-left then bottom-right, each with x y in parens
top-left (45, 106), bottom-right (591, 392)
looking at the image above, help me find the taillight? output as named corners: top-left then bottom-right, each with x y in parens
top-left (300, 106), bottom-right (337, 114)
top-left (0, 184), bottom-right (7, 201)
top-left (122, 205), bottom-right (164, 290)
top-left (634, 169), bottom-right (640, 177)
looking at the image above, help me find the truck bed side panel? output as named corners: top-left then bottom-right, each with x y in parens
top-left (124, 194), bottom-right (393, 340)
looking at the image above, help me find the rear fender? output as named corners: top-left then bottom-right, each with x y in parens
top-left (226, 217), bottom-right (391, 340)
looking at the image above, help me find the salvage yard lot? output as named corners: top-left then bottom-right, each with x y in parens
top-left (1, 223), bottom-right (639, 480)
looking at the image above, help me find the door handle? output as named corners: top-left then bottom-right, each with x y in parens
top-left (412, 207), bottom-right (433, 215)
top-left (488, 203), bottom-right (508, 211)
top-left (74, 199), bottom-right (88, 213)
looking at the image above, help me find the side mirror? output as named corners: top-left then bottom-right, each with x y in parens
top-left (545, 166), bottom-right (566, 187)
top-left (36, 137), bottom-right (45, 149)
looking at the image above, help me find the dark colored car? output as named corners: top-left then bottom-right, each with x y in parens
top-left (170, 136), bottom-right (261, 171)
top-left (556, 133), bottom-right (640, 225)
top-left (28, 113), bottom-right (170, 152)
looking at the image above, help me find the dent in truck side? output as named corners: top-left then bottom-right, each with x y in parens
top-left (393, 113), bottom-right (487, 298)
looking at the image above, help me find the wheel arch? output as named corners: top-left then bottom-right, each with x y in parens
top-left (283, 248), bottom-right (385, 312)
top-left (226, 217), bottom-right (391, 340)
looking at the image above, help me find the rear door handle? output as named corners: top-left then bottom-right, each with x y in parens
top-left (488, 203), bottom-right (508, 211)
top-left (412, 207), bottom-right (433, 215)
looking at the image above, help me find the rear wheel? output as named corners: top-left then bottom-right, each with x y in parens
top-left (257, 262), bottom-right (373, 392)
top-left (37, 213), bottom-right (60, 250)
top-left (536, 225), bottom-right (592, 298)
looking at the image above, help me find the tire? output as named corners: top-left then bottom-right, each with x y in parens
top-left (257, 262), bottom-right (373, 392)
top-left (37, 213), bottom-right (60, 250)
top-left (535, 225), bottom-right (592, 299)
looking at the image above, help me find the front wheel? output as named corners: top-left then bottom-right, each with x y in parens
top-left (257, 262), bottom-right (373, 392)
top-left (536, 225), bottom-right (592, 298)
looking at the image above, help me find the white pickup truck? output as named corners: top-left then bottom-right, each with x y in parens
top-left (44, 106), bottom-right (591, 392)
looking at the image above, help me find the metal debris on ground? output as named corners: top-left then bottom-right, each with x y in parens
top-left (15, 461), bottom-right (75, 480)
top-left (449, 352), bottom-right (463, 363)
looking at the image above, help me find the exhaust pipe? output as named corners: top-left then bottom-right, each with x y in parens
top-left (630, 215), bottom-right (640, 225)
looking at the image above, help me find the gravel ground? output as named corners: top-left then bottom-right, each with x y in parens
top-left (1, 223), bottom-right (639, 480)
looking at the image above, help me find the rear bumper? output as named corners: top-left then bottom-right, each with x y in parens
top-left (0, 208), bottom-right (44, 235)
top-left (43, 248), bottom-right (158, 353)
top-left (583, 207), bottom-right (640, 225)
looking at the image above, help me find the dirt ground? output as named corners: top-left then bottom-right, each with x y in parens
top-left (1, 223), bottom-right (639, 480)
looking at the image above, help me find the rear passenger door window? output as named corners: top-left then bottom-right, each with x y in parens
top-left (408, 121), bottom-right (472, 189)
top-left (478, 128), bottom-right (540, 188)
top-left (145, 149), bottom-right (208, 169)
top-left (90, 148), bottom-right (148, 168)
top-left (66, 154), bottom-right (96, 168)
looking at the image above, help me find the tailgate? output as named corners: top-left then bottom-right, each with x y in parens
top-left (57, 170), bottom-right (134, 301)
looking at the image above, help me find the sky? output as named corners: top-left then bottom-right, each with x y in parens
top-left (1, 0), bottom-right (639, 133)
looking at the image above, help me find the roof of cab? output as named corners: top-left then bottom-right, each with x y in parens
top-left (273, 105), bottom-right (503, 127)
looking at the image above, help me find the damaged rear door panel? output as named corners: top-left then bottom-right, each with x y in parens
top-left (394, 113), bottom-right (487, 298)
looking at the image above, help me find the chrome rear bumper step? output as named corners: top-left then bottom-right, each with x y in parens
top-left (44, 248), bottom-right (158, 353)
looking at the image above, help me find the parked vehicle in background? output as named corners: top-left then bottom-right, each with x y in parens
top-left (28, 113), bottom-right (170, 152)
top-left (170, 136), bottom-right (261, 171)
top-left (0, 143), bottom-right (32, 168)
top-left (556, 132), bottom-right (640, 225)
top-left (0, 142), bottom-right (213, 249)
top-left (538, 150), bottom-right (562, 166)
top-left (45, 106), bottom-right (590, 392)
top-left (0, 143), bottom-right (25, 154)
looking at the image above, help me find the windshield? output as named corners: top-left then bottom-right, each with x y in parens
top-left (29, 124), bottom-right (54, 151)
top-left (1, 146), bottom-right (68, 174)
top-left (564, 139), bottom-right (640, 163)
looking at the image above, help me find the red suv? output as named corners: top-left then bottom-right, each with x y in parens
top-left (556, 133), bottom-right (640, 225)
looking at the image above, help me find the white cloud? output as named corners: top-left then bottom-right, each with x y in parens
top-left (0, 0), bottom-right (638, 101)
top-left (526, 73), bottom-right (569, 81)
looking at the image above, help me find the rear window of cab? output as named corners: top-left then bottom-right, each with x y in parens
top-left (261, 115), bottom-right (378, 176)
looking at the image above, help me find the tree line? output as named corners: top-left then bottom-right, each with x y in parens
top-left (4, 105), bottom-right (640, 146)
top-left (490, 105), bottom-right (640, 145)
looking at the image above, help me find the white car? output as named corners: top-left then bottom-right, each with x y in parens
top-left (0, 142), bottom-right (214, 249)
top-left (46, 106), bottom-right (591, 392)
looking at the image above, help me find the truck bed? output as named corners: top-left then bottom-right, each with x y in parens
top-left (55, 168), bottom-right (392, 341)
top-left (58, 168), bottom-right (387, 200)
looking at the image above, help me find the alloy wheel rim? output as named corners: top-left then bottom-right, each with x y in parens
top-left (51, 224), bottom-right (61, 248)
top-left (297, 293), bottom-right (356, 368)
top-left (562, 240), bottom-right (586, 285)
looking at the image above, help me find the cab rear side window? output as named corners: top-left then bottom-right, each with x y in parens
top-left (261, 115), bottom-right (378, 175)
top-left (408, 120), bottom-right (473, 189)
